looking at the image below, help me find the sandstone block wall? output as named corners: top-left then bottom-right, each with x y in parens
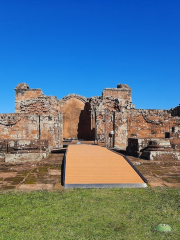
top-left (127, 109), bottom-right (180, 141)
top-left (0, 139), bottom-right (48, 154)
top-left (91, 105), bottom-right (180, 150)
top-left (15, 84), bottom-right (58, 115)
top-left (0, 114), bottom-right (39, 139)
top-left (127, 137), bottom-right (180, 160)
top-left (141, 151), bottom-right (180, 161)
top-left (127, 109), bottom-right (172, 139)
top-left (0, 113), bottom-right (62, 149)
top-left (128, 138), bottom-right (171, 155)
top-left (1, 82), bottom-right (180, 153)
top-left (0, 139), bottom-right (49, 162)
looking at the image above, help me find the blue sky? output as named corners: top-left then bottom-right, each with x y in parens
top-left (0, 0), bottom-right (180, 113)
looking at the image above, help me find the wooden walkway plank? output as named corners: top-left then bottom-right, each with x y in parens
top-left (64, 145), bottom-right (147, 188)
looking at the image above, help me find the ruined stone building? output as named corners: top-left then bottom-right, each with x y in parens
top-left (0, 83), bottom-right (180, 161)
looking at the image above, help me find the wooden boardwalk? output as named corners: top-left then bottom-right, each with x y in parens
top-left (64, 145), bottom-right (147, 188)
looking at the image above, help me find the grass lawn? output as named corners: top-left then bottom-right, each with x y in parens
top-left (0, 188), bottom-right (180, 239)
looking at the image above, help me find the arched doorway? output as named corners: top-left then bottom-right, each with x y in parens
top-left (61, 94), bottom-right (94, 140)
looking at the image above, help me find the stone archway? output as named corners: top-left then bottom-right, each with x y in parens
top-left (60, 94), bottom-right (93, 140)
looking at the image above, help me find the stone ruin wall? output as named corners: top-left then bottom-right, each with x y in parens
top-left (116, 108), bottom-right (180, 150)
top-left (16, 83), bottom-right (179, 150)
top-left (0, 113), bottom-right (62, 149)
top-left (15, 83), bottom-right (59, 115)
top-left (127, 137), bottom-right (180, 160)
top-left (12, 83), bottom-right (63, 149)
top-left (126, 108), bottom-right (180, 160)
top-left (14, 84), bottom-right (93, 142)
top-left (1, 82), bottom-right (180, 158)
top-left (127, 109), bottom-right (180, 139)
top-left (90, 85), bottom-right (180, 150)
top-left (89, 85), bottom-right (134, 149)
top-left (0, 139), bottom-right (48, 162)
top-left (0, 114), bottom-right (39, 140)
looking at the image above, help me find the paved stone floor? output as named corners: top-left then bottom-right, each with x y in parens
top-left (0, 147), bottom-right (180, 191)
top-left (116, 150), bottom-right (180, 188)
top-left (0, 153), bottom-right (64, 191)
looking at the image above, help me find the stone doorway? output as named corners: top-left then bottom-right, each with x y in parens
top-left (60, 95), bottom-right (94, 140)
